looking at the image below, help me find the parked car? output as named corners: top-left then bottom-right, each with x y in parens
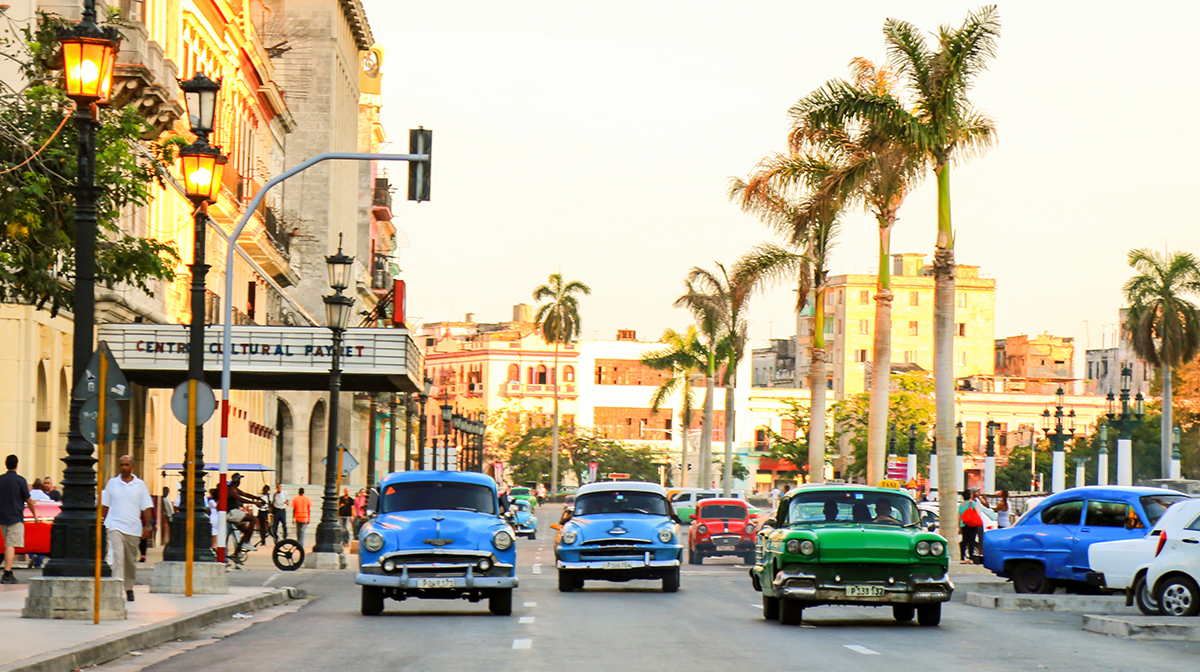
top-left (0, 502), bottom-right (58, 556)
top-left (688, 498), bottom-right (756, 565)
top-left (750, 484), bottom-right (952, 626)
top-left (1087, 500), bottom-right (1196, 614)
top-left (508, 487), bottom-right (538, 510)
top-left (917, 501), bottom-right (998, 534)
top-left (507, 499), bottom-right (539, 539)
top-left (553, 481), bottom-right (684, 593)
top-left (669, 488), bottom-right (745, 521)
top-left (1145, 498), bottom-right (1200, 616)
top-left (356, 471), bottom-right (519, 616)
top-left (981, 486), bottom-right (1188, 594)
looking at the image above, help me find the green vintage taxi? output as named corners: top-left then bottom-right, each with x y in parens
top-left (750, 484), bottom-right (952, 626)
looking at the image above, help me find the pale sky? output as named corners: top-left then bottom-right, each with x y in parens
top-left (362, 1), bottom-right (1200, 374)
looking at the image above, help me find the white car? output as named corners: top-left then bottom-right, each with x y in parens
top-left (1146, 498), bottom-right (1200, 617)
top-left (1087, 514), bottom-right (1174, 615)
top-left (917, 501), bottom-right (998, 533)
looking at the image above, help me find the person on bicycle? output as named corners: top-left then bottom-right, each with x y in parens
top-left (227, 474), bottom-right (265, 551)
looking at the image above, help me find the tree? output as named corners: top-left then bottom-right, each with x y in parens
top-left (673, 267), bottom-right (725, 489)
top-left (1122, 248), bottom-right (1200, 478)
top-left (762, 398), bottom-right (820, 482)
top-left (0, 12), bottom-right (178, 314)
top-left (831, 371), bottom-right (935, 481)
top-left (533, 273), bottom-right (591, 496)
top-left (642, 326), bottom-right (706, 486)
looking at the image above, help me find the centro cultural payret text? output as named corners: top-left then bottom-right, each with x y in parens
top-left (135, 340), bottom-right (368, 358)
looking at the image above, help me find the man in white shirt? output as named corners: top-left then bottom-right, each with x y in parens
top-left (101, 455), bottom-right (153, 602)
top-left (271, 484), bottom-right (289, 539)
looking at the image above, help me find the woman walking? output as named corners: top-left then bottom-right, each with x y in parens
top-left (959, 488), bottom-right (985, 563)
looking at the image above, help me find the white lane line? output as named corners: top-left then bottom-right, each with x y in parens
top-left (519, 616), bottom-right (535, 624)
top-left (523, 601), bottom-right (537, 607)
top-left (512, 639), bottom-right (532, 650)
top-left (531, 563), bottom-right (542, 574)
top-left (844, 645), bottom-right (879, 655)
top-left (749, 603), bottom-right (761, 608)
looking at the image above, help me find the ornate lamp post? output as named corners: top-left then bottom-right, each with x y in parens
top-left (416, 376), bottom-right (432, 469)
top-left (440, 402), bottom-right (453, 470)
top-left (1106, 366), bottom-right (1145, 486)
top-left (1097, 424), bottom-right (1109, 486)
top-left (45, 2), bottom-right (121, 579)
top-left (1043, 387), bottom-right (1075, 493)
top-left (955, 421), bottom-right (965, 493)
top-left (1171, 426), bottom-right (1182, 480)
top-left (314, 237), bottom-right (354, 555)
top-left (984, 420), bottom-right (998, 494)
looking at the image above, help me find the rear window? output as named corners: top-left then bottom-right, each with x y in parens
top-left (698, 505), bottom-right (746, 520)
top-left (1141, 495), bottom-right (1189, 525)
top-left (1085, 500), bottom-right (1135, 528)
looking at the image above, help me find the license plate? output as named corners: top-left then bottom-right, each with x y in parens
top-left (416, 578), bottom-right (455, 589)
top-left (846, 585), bottom-right (885, 597)
top-left (716, 545), bottom-right (736, 552)
top-left (603, 561), bottom-right (633, 569)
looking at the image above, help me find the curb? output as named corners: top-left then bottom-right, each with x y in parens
top-left (965, 591), bottom-right (1137, 614)
top-left (1, 587), bottom-right (304, 672)
top-left (1083, 614), bottom-right (1200, 641)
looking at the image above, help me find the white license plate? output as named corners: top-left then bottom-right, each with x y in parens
top-left (603, 561), bottom-right (633, 569)
top-left (416, 578), bottom-right (455, 589)
top-left (846, 585), bottom-right (885, 597)
top-left (716, 545), bottom-right (736, 552)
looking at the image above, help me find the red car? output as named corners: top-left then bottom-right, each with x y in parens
top-left (0, 503), bottom-right (58, 555)
top-left (687, 498), bottom-right (756, 565)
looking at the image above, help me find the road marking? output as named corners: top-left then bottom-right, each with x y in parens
top-left (532, 563), bottom-right (542, 574)
top-left (524, 601), bottom-right (537, 607)
top-left (519, 616), bottom-right (535, 624)
top-left (749, 603), bottom-right (761, 608)
top-left (844, 645), bottom-right (879, 655)
top-left (512, 639), bottom-right (532, 650)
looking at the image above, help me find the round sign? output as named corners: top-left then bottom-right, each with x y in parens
top-left (80, 396), bottom-right (123, 445)
top-left (171, 381), bottom-right (217, 425)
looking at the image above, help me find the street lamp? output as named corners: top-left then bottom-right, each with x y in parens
top-left (314, 236), bottom-right (355, 555)
top-left (45, 0), bottom-right (122, 579)
top-left (1106, 365), bottom-right (1145, 486)
top-left (1043, 387), bottom-right (1075, 493)
top-left (440, 402), bottom-right (453, 470)
top-left (1171, 426), bottom-right (1182, 480)
top-left (416, 376), bottom-right (432, 469)
top-left (955, 421), bottom-right (965, 493)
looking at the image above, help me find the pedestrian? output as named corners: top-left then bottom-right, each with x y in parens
top-left (101, 455), bottom-right (153, 601)
top-left (159, 486), bottom-right (174, 546)
top-left (338, 488), bottom-right (353, 545)
top-left (995, 489), bottom-right (1011, 528)
top-left (768, 487), bottom-right (781, 510)
top-left (29, 479), bottom-right (52, 502)
top-left (270, 483), bottom-right (289, 539)
top-left (42, 476), bottom-right (61, 502)
top-left (959, 488), bottom-right (985, 564)
top-left (1, 455), bottom-right (40, 584)
top-left (206, 488), bottom-right (219, 549)
top-left (292, 487), bottom-right (312, 547)
top-left (352, 488), bottom-right (367, 536)
top-left (256, 485), bottom-right (272, 546)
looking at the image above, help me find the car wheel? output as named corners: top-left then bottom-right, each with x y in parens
top-left (662, 568), bottom-right (680, 593)
top-left (1012, 562), bottom-right (1055, 594)
top-left (489, 588), bottom-right (513, 616)
top-left (762, 594), bottom-right (779, 620)
top-left (361, 587), bottom-right (384, 616)
top-left (743, 553), bottom-right (756, 566)
top-left (529, 531), bottom-right (536, 540)
top-left (557, 572), bottom-right (578, 593)
top-left (1133, 573), bottom-right (1163, 616)
top-left (692, 551), bottom-right (703, 565)
top-left (892, 605), bottom-right (915, 622)
top-left (916, 603), bottom-right (941, 626)
top-left (778, 598), bottom-right (804, 625)
top-left (1157, 574), bottom-right (1200, 617)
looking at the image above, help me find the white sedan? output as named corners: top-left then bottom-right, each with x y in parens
top-left (1146, 498), bottom-right (1200, 617)
top-left (1087, 516), bottom-right (1173, 615)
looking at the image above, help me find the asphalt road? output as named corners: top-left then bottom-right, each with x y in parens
top-left (105, 510), bottom-right (1200, 672)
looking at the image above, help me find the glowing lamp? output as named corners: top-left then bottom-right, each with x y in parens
top-left (60, 35), bottom-right (118, 102)
top-left (179, 145), bottom-right (227, 203)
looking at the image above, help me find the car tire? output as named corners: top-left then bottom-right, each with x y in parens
top-left (529, 531), bottom-right (536, 540)
top-left (742, 553), bottom-right (756, 566)
top-left (892, 605), bottom-right (915, 622)
top-left (762, 594), bottom-right (779, 620)
top-left (1133, 573), bottom-right (1163, 616)
top-left (778, 598), bottom-right (804, 625)
top-left (692, 551), bottom-right (703, 565)
top-left (489, 588), bottom-right (513, 616)
top-left (1157, 574), bottom-right (1200, 617)
top-left (662, 568), bottom-right (680, 593)
top-left (557, 572), bottom-right (578, 593)
top-left (361, 587), bottom-right (384, 616)
top-left (1012, 561), bottom-right (1056, 594)
top-left (916, 603), bottom-right (941, 626)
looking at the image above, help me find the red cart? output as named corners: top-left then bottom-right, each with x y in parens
top-left (0, 502), bottom-right (59, 555)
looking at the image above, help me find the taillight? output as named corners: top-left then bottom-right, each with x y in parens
top-left (1156, 533), bottom-right (1167, 557)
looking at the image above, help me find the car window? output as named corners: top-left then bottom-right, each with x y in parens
top-left (381, 481), bottom-right (496, 515)
top-left (1140, 495), bottom-right (1189, 525)
top-left (784, 490), bottom-right (917, 527)
top-left (1085, 500), bottom-right (1135, 528)
top-left (670, 492), bottom-right (691, 503)
top-left (696, 493), bottom-right (718, 501)
top-left (1040, 500), bottom-right (1083, 526)
top-left (575, 491), bottom-right (669, 516)
top-left (1186, 514), bottom-right (1200, 532)
top-left (698, 505), bottom-right (746, 520)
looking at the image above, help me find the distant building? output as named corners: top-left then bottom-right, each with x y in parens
top-left (994, 333), bottom-right (1075, 379)
top-left (1084, 309), bottom-right (1151, 396)
top-left (752, 338), bottom-right (796, 388)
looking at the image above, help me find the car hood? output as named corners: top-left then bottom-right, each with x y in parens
top-left (807, 525), bottom-right (919, 562)
top-left (371, 509), bottom-right (508, 552)
top-left (567, 513), bottom-right (673, 540)
top-left (696, 518), bottom-right (750, 533)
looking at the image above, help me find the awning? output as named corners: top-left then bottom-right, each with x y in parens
top-left (159, 463), bottom-right (273, 472)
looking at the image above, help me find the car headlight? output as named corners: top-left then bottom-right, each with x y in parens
top-left (363, 532), bottom-right (385, 553)
top-left (697, 524), bottom-right (708, 534)
top-left (493, 530), bottom-right (513, 550)
top-left (562, 529), bottom-right (578, 545)
top-left (930, 541), bottom-right (945, 556)
top-left (477, 558), bottom-right (492, 572)
top-left (383, 559), bottom-right (396, 572)
top-left (916, 541), bottom-right (930, 556)
top-left (798, 540), bottom-right (815, 556)
top-left (657, 528), bottom-right (674, 543)
top-left (785, 539), bottom-right (801, 555)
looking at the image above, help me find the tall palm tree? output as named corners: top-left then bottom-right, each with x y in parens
top-left (642, 327), bottom-right (706, 486)
top-left (673, 266), bottom-right (730, 489)
top-left (1123, 249), bottom-right (1200, 477)
top-left (792, 6), bottom-right (1000, 558)
top-left (533, 273), bottom-right (591, 497)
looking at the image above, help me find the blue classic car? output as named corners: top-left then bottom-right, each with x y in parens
top-left (554, 481), bottom-right (684, 593)
top-left (982, 486), bottom-right (1188, 593)
top-left (507, 499), bottom-right (539, 539)
top-left (356, 471), bottom-right (519, 615)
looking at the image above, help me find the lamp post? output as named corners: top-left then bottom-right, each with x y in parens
top-left (477, 411), bottom-right (488, 472)
top-left (1106, 366), bottom-right (1145, 486)
top-left (1043, 387), bottom-right (1075, 493)
top-left (928, 437), bottom-right (938, 496)
top-left (906, 424), bottom-right (918, 483)
top-left (416, 376), bottom-right (432, 469)
top-left (440, 403), bottom-right (453, 470)
top-left (44, 1), bottom-right (121, 579)
top-left (164, 73), bottom-right (225, 563)
top-left (955, 422), bottom-right (965, 493)
top-left (313, 236), bottom-right (354, 555)
top-left (1171, 426), bottom-right (1182, 480)
top-left (1075, 456), bottom-right (1087, 489)
top-left (1097, 424), bottom-right (1109, 486)
top-left (984, 420), bottom-right (998, 494)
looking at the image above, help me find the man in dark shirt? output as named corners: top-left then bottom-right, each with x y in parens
top-left (338, 489), bottom-right (353, 545)
top-left (42, 476), bottom-right (62, 502)
top-left (1, 455), bottom-right (40, 584)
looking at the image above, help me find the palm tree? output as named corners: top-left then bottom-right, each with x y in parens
top-left (533, 273), bottom-right (591, 497)
top-left (1123, 249), bottom-right (1200, 478)
top-left (642, 327), bottom-right (707, 486)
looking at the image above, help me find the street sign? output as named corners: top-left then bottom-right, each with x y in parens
top-left (607, 472), bottom-right (630, 480)
top-left (73, 342), bottom-right (131, 400)
top-left (80, 396), bottom-right (122, 445)
top-left (171, 381), bottom-right (217, 425)
top-left (322, 448), bottom-right (360, 477)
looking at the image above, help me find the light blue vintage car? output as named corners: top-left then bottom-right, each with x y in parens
top-left (554, 481), bottom-right (684, 593)
top-left (357, 471), bottom-right (518, 616)
top-left (508, 499), bottom-right (539, 539)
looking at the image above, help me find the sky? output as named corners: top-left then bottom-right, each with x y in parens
top-left (361, 1), bottom-right (1200, 374)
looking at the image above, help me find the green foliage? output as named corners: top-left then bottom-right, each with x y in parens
top-left (831, 371), bottom-right (935, 480)
top-left (533, 273), bottom-right (591, 346)
top-left (0, 13), bottom-right (178, 314)
top-left (763, 398), bottom-right (821, 478)
top-left (1123, 249), bottom-right (1200, 369)
top-left (729, 456), bottom-right (749, 482)
top-left (498, 419), bottom-right (662, 486)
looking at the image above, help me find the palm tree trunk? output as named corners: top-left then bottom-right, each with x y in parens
top-left (933, 161), bottom-right (959, 562)
top-left (551, 343), bottom-right (560, 494)
top-left (722, 381), bottom-right (735, 495)
top-left (701, 360), bottom-right (715, 488)
top-left (1162, 362), bottom-right (1173, 478)
top-left (795, 283), bottom-right (805, 390)
top-left (809, 295), bottom-right (827, 484)
top-left (867, 221), bottom-right (894, 486)
top-left (680, 405), bottom-right (691, 487)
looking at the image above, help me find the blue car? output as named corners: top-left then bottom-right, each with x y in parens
top-left (507, 499), bottom-right (539, 539)
top-left (357, 471), bottom-right (519, 615)
top-left (982, 486), bottom-right (1188, 593)
top-left (554, 481), bottom-right (684, 593)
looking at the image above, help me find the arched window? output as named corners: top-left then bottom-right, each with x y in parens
top-left (508, 364), bottom-right (520, 382)
top-left (527, 366), bottom-right (535, 384)
top-left (564, 366), bottom-right (575, 383)
top-left (536, 365), bottom-right (548, 385)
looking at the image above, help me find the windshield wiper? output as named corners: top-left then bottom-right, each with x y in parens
top-left (618, 508), bottom-right (653, 515)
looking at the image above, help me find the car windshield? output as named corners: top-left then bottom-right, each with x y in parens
top-left (574, 490), bottom-right (669, 516)
top-left (698, 505), bottom-right (746, 520)
top-left (1141, 494), bottom-right (1189, 525)
top-left (513, 500), bottom-right (531, 512)
top-left (785, 490), bottom-right (918, 527)
top-left (510, 488), bottom-right (531, 496)
top-left (380, 481), bottom-right (496, 515)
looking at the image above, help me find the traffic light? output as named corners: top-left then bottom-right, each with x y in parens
top-left (407, 127), bottom-right (431, 202)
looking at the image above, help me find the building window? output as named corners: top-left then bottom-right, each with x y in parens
top-left (564, 365), bottom-right (575, 383)
top-left (854, 349), bottom-right (868, 363)
top-left (904, 350), bottom-right (918, 364)
top-left (837, 319), bottom-right (842, 335)
top-left (908, 321), bottom-right (919, 336)
top-left (909, 291), bottom-right (919, 306)
top-left (837, 290), bottom-right (843, 305)
top-left (824, 318), bottom-right (833, 334)
top-left (507, 364), bottom-right (520, 382)
top-left (957, 322), bottom-right (967, 337)
top-left (859, 290), bottom-right (870, 305)
top-left (526, 367), bottom-right (535, 384)
top-left (957, 352), bottom-right (967, 366)
top-left (755, 428), bottom-right (769, 451)
top-left (958, 293), bottom-right (967, 308)
top-left (535, 365), bottom-right (548, 385)
top-left (826, 290), bottom-right (835, 306)
top-left (859, 319), bottom-right (869, 334)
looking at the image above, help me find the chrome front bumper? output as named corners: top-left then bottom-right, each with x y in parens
top-left (557, 550), bottom-right (681, 571)
top-left (772, 570), bottom-right (954, 605)
top-left (357, 564), bottom-right (518, 590)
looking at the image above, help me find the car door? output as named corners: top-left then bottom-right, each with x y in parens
top-left (1037, 499), bottom-right (1084, 580)
top-left (1180, 509), bottom-right (1200, 577)
top-left (1075, 500), bottom-right (1141, 579)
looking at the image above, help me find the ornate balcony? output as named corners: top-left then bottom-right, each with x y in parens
top-left (110, 22), bottom-right (182, 139)
top-left (503, 381), bottom-right (579, 399)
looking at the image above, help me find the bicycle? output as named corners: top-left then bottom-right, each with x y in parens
top-left (226, 524), bottom-right (305, 572)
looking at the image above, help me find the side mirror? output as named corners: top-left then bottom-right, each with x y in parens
top-left (688, 514), bottom-right (697, 521)
top-left (550, 523), bottom-right (561, 530)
